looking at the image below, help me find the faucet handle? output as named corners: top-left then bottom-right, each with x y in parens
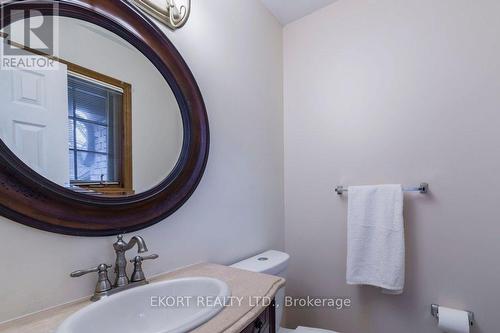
top-left (71, 264), bottom-right (113, 298)
top-left (130, 254), bottom-right (159, 283)
top-left (130, 254), bottom-right (159, 263)
top-left (70, 264), bottom-right (112, 277)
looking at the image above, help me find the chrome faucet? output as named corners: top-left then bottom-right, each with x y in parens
top-left (113, 234), bottom-right (148, 287)
top-left (70, 234), bottom-right (158, 301)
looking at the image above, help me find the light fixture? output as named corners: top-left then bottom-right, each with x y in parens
top-left (132, 0), bottom-right (191, 30)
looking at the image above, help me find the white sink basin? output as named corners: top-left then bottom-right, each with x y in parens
top-left (56, 277), bottom-right (231, 333)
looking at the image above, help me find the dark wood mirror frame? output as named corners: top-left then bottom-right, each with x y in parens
top-left (0, 0), bottom-right (209, 236)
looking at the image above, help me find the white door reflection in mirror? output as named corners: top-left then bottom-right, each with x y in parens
top-left (0, 60), bottom-right (69, 187)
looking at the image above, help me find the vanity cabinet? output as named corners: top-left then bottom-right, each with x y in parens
top-left (240, 301), bottom-right (276, 333)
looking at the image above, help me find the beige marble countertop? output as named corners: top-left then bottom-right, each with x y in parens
top-left (0, 263), bottom-right (285, 333)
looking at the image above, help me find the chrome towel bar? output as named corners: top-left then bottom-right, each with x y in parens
top-left (335, 183), bottom-right (429, 195)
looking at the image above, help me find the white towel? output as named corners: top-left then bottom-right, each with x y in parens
top-left (346, 184), bottom-right (405, 294)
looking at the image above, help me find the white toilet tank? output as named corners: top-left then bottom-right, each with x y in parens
top-left (230, 250), bottom-right (290, 331)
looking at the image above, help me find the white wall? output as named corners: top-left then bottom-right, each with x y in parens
top-left (0, 0), bottom-right (283, 322)
top-left (283, 1), bottom-right (500, 332)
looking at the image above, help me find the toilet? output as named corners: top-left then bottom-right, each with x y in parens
top-left (231, 250), bottom-right (338, 333)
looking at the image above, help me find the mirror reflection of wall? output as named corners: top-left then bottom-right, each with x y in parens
top-left (0, 17), bottom-right (184, 196)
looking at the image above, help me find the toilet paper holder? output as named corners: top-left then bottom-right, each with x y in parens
top-left (431, 304), bottom-right (475, 327)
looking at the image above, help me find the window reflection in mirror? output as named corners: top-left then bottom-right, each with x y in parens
top-left (67, 73), bottom-right (132, 195)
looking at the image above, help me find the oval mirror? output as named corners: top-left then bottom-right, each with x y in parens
top-left (0, 1), bottom-right (209, 236)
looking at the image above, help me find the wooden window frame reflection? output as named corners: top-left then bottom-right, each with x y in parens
top-left (66, 62), bottom-right (133, 197)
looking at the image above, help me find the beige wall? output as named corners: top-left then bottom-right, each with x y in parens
top-left (283, 1), bottom-right (500, 332)
top-left (0, 0), bottom-right (284, 322)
